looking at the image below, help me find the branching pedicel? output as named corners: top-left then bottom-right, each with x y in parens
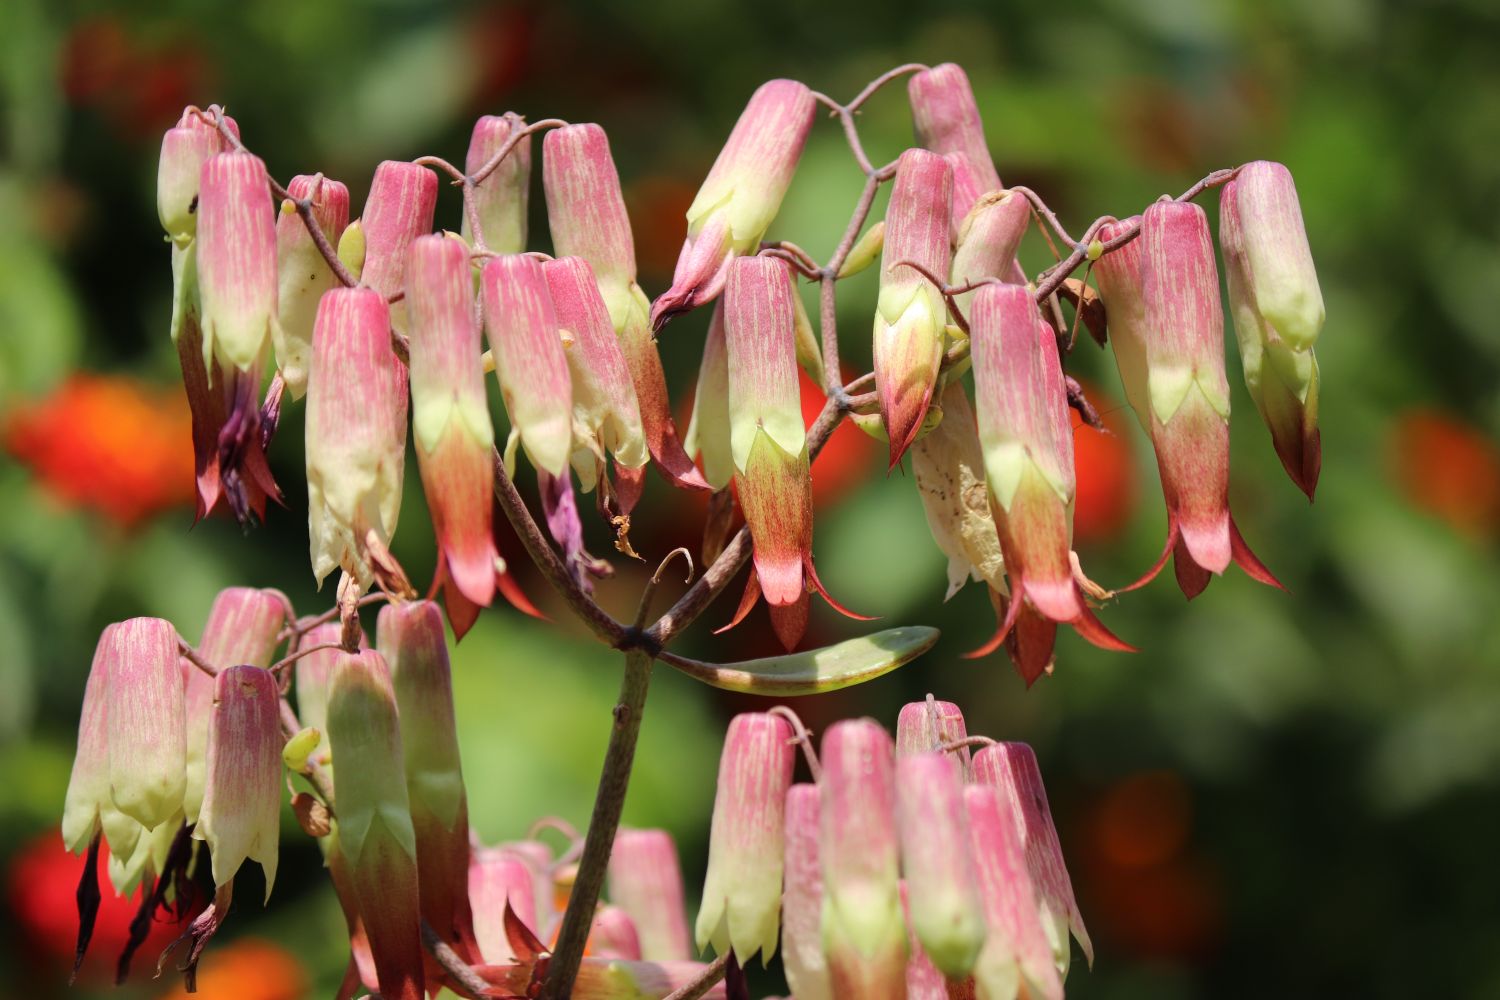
top-left (64, 61), bottom-right (1324, 999)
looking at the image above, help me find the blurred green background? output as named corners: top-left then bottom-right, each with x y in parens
top-left (4, 0), bottom-right (1500, 997)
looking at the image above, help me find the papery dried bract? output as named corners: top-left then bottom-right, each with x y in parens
top-left (964, 785), bottom-right (1062, 1000)
top-left (194, 666), bottom-right (281, 897)
top-left (377, 601), bottom-right (476, 957)
top-left (306, 287), bottom-right (406, 588)
top-left (695, 713), bottom-right (794, 964)
top-left (196, 151), bottom-right (279, 373)
top-left (463, 113), bottom-right (530, 254)
top-left (185, 587), bottom-right (287, 823)
top-left (820, 719), bottom-right (907, 997)
top-left (406, 235), bottom-right (503, 626)
top-left (911, 383), bottom-right (1006, 599)
top-left (275, 174), bottom-right (350, 398)
top-left (896, 753), bottom-right (985, 977)
top-left (326, 649), bottom-right (425, 1000)
top-left (652, 80), bottom-right (816, 328)
top-left (608, 829), bottom-right (693, 962)
top-left (1221, 163), bottom-right (1322, 498)
top-left (874, 149), bottom-right (953, 467)
top-left (972, 743), bottom-right (1092, 976)
top-left (105, 618), bottom-right (185, 831)
top-left (543, 122), bottom-right (709, 491)
top-left (481, 254), bottom-right (574, 478)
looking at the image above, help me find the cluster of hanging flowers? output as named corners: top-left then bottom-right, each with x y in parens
top-left (57, 57), bottom-right (1326, 999)
top-left (693, 700), bottom-right (1091, 1000)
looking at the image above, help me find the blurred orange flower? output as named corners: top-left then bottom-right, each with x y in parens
top-left (156, 938), bottom-right (309, 1000)
top-left (3, 372), bottom-right (196, 528)
top-left (1388, 408), bottom-right (1500, 540)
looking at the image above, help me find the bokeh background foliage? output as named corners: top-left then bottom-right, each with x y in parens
top-left (3, 0), bottom-right (1500, 997)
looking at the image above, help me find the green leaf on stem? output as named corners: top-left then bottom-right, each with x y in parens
top-left (660, 626), bottom-right (939, 695)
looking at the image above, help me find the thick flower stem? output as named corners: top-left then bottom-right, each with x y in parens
top-left (542, 648), bottom-right (654, 999)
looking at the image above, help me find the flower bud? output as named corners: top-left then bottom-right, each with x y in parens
top-left (463, 113), bottom-right (530, 254)
top-left (683, 303), bottom-right (733, 490)
top-left (895, 698), bottom-right (969, 759)
top-left (194, 666), bottom-right (282, 896)
top-left (1132, 201), bottom-right (1280, 597)
top-left (544, 255), bottom-right (649, 488)
top-left (909, 64), bottom-right (1002, 223)
top-left (1226, 161), bottom-right (1323, 351)
top-left (185, 587), bottom-right (287, 823)
top-left (293, 621), bottom-right (355, 742)
top-left (358, 160), bottom-right (439, 303)
top-left (469, 847), bottom-right (540, 962)
top-left (306, 287), bottom-right (406, 588)
top-left (542, 123), bottom-right (710, 491)
top-left (377, 601), bottom-right (475, 954)
top-left (326, 649), bottom-right (425, 1000)
top-left (896, 753), bottom-right (985, 977)
top-left (405, 235), bottom-right (502, 624)
top-left (652, 80), bottom-right (816, 328)
top-left (608, 828), bottom-right (693, 962)
top-left (820, 719), bottom-right (907, 995)
top-left (875, 149), bottom-right (953, 467)
top-left (781, 783), bottom-right (832, 1000)
top-left (106, 618), bottom-right (186, 831)
top-left (951, 189), bottom-right (1029, 311)
top-left (157, 108), bottom-right (239, 243)
top-left (63, 625), bottom-right (122, 854)
top-left (1220, 163), bottom-right (1322, 498)
top-left (696, 712), bottom-right (795, 964)
top-left (591, 905), bottom-right (643, 961)
top-left (196, 151), bottom-right (279, 373)
top-left (971, 284), bottom-right (1131, 678)
top-left (275, 174), bottom-right (350, 398)
top-left (839, 220), bottom-right (885, 280)
top-left (911, 383), bottom-right (1006, 600)
top-left (972, 743), bottom-right (1092, 976)
top-left (481, 255), bottom-right (574, 478)
top-left (963, 784), bottom-right (1063, 1000)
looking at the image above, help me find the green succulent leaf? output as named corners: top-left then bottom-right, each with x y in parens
top-left (660, 626), bottom-right (939, 696)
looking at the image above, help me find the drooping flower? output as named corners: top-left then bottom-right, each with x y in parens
top-left (607, 828), bottom-right (693, 962)
top-left (305, 287), bottom-right (406, 589)
top-left (62, 625), bottom-right (125, 856)
top-left (651, 80), bottom-right (816, 329)
top-left (895, 752), bottom-right (985, 977)
top-left (469, 847), bottom-right (540, 962)
top-left (184, 587), bottom-right (287, 824)
top-left (909, 63), bottom-right (1002, 226)
top-left (950, 189), bottom-right (1029, 309)
top-left (404, 234), bottom-right (512, 636)
top-left (157, 108), bottom-right (238, 246)
top-left (683, 302), bottom-right (733, 491)
top-left (590, 906), bottom-right (643, 961)
top-left (820, 719), bottom-right (907, 998)
top-left (969, 283), bottom-right (1132, 681)
top-left (873, 148), bottom-right (953, 467)
top-left (964, 784), bottom-right (1063, 1000)
top-left (1220, 161), bottom-right (1324, 498)
top-left (894, 697), bottom-right (971, 774)
top-left (1099, 204), bottom-right (1281, 598)
top-left (542, 122), bottom-right (709, 491)
top-left (972, 742), bottom-right (1092, 977)
top-left (105, 618), bottom-right (185, 832)
top-left (377, 601), bottom-right (477, 960)
top-left (719, 256), bottom-right (865, 649)
top-left (695, 712), bottom-right (795, 964)
top-left (193, 666), bottom-right (282, 897)
top-left (274, 173), bottom-right (350, 399)
top-left (543, 255), bottom-right (650, 509)
top-left (463, 113), bottom-right (531, 254)
top-left (325, 649), bottom-right (425, 1000)
top-left (780, 783), bottom-right (832, 1000)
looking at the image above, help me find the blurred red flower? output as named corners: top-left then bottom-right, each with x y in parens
top-left (1070, 379), bottom-right (1137, 545)
top-left (3, 372), bottom-right (196, 528)
top-left (1388, 408), bottom-right (1500, 540)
